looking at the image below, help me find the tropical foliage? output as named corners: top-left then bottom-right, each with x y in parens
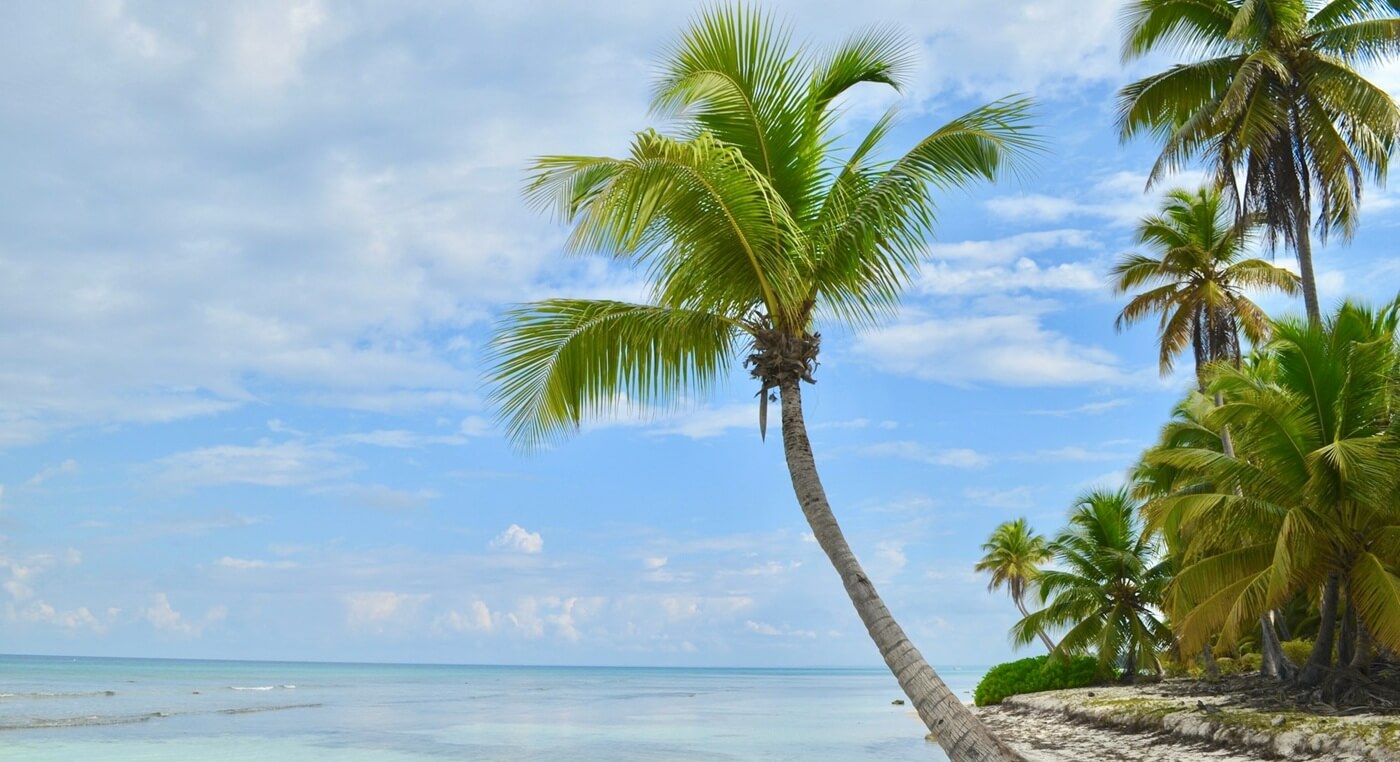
top-left (972, 654), bottom-right (1100, 707)
top-left (1142, 299), bottom-right (1400, 686)
top-left (1118, 0), bottom-right (1400, 324)
top-left (1012, 489), bottom-right (1174, 683)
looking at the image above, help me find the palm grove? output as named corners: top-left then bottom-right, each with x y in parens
top-left (976, 0), bottom-right (1400, 710)
top-left (488, 2), bottom-right (1400, 761)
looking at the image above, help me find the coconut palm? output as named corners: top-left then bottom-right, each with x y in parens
top-left (1112, 186), bottom-right (1300, 386)
top-left (1012, 489), bottom-right (1174, 683)
top-left (977, 519), bottom-right (1057, 652)
top-left (1145, 299), bottom-right (1400, 687)
top-left (1118, 0), bottom-right (1400, 325)
top-left (489, 7), bottom-right (1037, 759)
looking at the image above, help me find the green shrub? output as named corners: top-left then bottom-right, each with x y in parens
top-left (1238, 653), bottom-right (1262, 672)
top-left (1214, 656), bottom-right (1236, 674)
top-left (973, 655), bottom-right (1100, 707)
top-left (1281, 640), bottom-right (1314, 667)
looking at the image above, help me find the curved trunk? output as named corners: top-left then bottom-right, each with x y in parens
top-left (1295, 217), bottom-right (1321, 326)
top-left (1013, 595), bottom-right (1056, 654)
top-left (777, 378), bottom-right (1021, 762)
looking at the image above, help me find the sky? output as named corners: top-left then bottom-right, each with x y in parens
top-left (1, 0), bottom-right (1398, 668)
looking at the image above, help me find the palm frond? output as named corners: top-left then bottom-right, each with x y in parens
top-left (488, 300), bottom-right (741, 447)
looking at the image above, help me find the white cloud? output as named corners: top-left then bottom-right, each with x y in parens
top-left (964, 486), bottom-right (1035, 511)
top-left (214, 556), bottom-right (298, 570)
top-left (985, 170), bottom-right (1213, 227)
top-left (308, 484), bottom-right (439, 512)
top-left (744, 619), bottom-right (816, 638)
top-left (344, 591), bottom-right (429, 630)
top-left (25, 459), bottom-right (79, 487)
top-left (17, 601), bottom-right (104, 632)
top-left (926, 229), bottom-right (1098, 264)
top-left (857, 441), bottom-right (989, 468)
top-left (332, 429), bottom-right (467, 449)
top-left (855, 314), bottom-right (1129, 387)
top-left (154, 440), bottom-right (355, 488)
top-left (143, 592), bottom-right (225, 636)
top-left (490, 524), bottom-right (543, 554)
top-left (872, 541), bottom-right (908, 580)
top-left (225, 0), bottom-right (327, 94)
top-left (1027, 399), bottom-right (1130, 417)
top-left (919, 258), bottom-right (1103, 296)
top-left (646, 404), bottom-right (760, 440)
top-left (437, 601), bottom-right (494, 634)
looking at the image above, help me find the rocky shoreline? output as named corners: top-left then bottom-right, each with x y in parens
top-left (969, 682), bottom-right (1400, 761)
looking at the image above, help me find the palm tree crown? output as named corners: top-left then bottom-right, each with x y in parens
top-left (1112, 186), bottom-right (1300, 383)
top-left (977, 518), bottom-right (1053, 604)
top-left (496, 8), bottom-right (1037, 444)
top-left (1117, 0), bottom-right (1400, 323)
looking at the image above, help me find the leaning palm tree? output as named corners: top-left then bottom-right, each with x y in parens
top-left (1013, 489), bottom-right (1174, 683)
top-left (489, 7), bottom-right (1037, 759)
top-left (976, 519), bottom-right (1056, 652)
top-left (1112, 186), bottom-right (1300, 386)
top-left (1118, 0), bottom-right (1400, 325)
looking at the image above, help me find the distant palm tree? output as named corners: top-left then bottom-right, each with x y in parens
top-left (1013, 489), bottom-right (1173, 683)
top-left (977, 519), bottom-right (1056, 652)
top-left (1117, 0), bottom-right (1400, 325)
top-left (1111, 186), bottom-right (1300, 387)
top-left (489, 7), bottom-right (1037, 759)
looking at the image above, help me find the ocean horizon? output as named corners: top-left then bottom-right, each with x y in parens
top-left (0, 654), bottom-right (988, 760)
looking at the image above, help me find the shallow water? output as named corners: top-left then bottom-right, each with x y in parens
top-left (0, 656), bottom-right (986, 760)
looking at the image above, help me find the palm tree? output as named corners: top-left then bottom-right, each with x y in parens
top-left (977, 519), bottom-right (1056, 652)
top-left (1117, 0), bottom-right (1400, 325)
top-left (1112, 186), bottom-right (1300, 387)
top-left (1013, 489), bottom-right (1174, 683)
top-left (1145, 299), bottom-right (1400, 687)
top-left (1114, 187), bottom-right (1301, 677)
top-left (489, 8), bottom-right (1037, 759)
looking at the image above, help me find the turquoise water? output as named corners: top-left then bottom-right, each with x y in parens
top-left (0, 655), bottom-right (986, 760)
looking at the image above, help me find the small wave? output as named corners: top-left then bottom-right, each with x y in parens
top-left (228, 686), bottom-right (275, 691)
top-left (0, 691), bottom-right (117, 700)
top-left (219, 703), bottom-right (321, 715)
top-left (0, 711), bottom-right (165, 731)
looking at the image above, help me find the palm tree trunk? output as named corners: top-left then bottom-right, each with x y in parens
top-left (1300, 575), bottom-right (1340, 687)
top-left (1344, 580), bottom-right (1370, 674)
top-left (1259, 612), bottom-right (1296, 681)
top-left (1013, 595), bottom-right (1056, 653)
top-left (777, 378), bottom-right (1021, 762)
top-left (1202, 643), bottom-right (1220, 679)
top-left (1349, 623), bottom-right (1373, 675)
top-left (1295, 216), bottom-right (1322, 326)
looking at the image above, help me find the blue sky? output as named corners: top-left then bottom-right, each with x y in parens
top-left (2, 0), bottom-right (1398, 667)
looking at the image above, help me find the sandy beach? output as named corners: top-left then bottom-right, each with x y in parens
top-left (969, 681), bottom-right (1400, 762)
top-left (974, 702), bottom-right (1273, 761)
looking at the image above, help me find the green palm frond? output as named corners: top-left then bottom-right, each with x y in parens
top-left (488, 300), bottom-right (741, 448)
top-left (811, 96), bottom-right (1040, 328)
top-left (1349, 551), bottom-right (1400, 654)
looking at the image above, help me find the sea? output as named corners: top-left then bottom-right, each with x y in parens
top-left (0, 655), bottom-right (987, 760)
